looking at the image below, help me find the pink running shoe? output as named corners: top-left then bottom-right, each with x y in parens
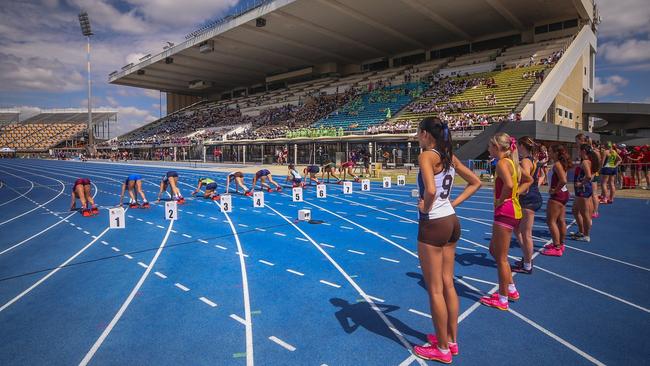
top-left (479, 293), bottom-right (508, 311)
top-left (413, 344), bottom-right (452, 363)
top-left (508, 289), bottom-right (520, 301)
top-left (541, 245), bottom-right (563, 256)
top-left (543, 243), bottom-right (565, 252)
top-left (427, 334), bottom-right (459, 356)
top-left (592, 212), bottom-right (599, 219)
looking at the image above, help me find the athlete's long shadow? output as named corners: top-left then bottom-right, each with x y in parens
top-left (454, 252), bottom-right (496, 268)
top-left (406, 272), bottom-right (482, 302)
top-left (329, 298), bottom-right (427, 346)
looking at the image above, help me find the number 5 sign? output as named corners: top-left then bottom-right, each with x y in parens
top-left (165, 201), bottom-right (178, 220)
top-left (293, 187), bottom-right (303, 202)
top-left (109, 207), bottom-right (125, 229)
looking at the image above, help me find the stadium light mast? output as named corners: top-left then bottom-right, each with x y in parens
top-left (78, 11), bottom-right (94, 148)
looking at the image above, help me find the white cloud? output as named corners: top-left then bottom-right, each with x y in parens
top-left (15, 106), bottom-right (42, 120)
top-left (594, 75), bottom-right (629, 97)
top-left (125, 0), bottom-right (238, 27)
top-left (113, 105), bottom-right (158, 136)
top-left (597, 0), bottom-right (650, 39)
top-left (599, 39), bottom-right (650, 64)
top-left (0, 52), bottom-right (86, 92)
top-left (142, 89), bottom-right (160, 98)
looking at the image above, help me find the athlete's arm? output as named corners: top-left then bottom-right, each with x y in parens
top-left (518, 159), bottom-right (534, 195)
top-left (495, 159), bottom-right (513, 207)
top-left (451, 155), bottom-right (481, 208)
top-left (417, 151), bottom-right (437, 213)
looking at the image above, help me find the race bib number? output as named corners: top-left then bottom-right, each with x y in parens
top-left (165, 201), bottom-right (178, 220)
top-left (293, 187), bottom-right (303, 202)
top-left (109, 207), bottom-right (125, 229)
top-left (221, 194), bottom-right (232, 213)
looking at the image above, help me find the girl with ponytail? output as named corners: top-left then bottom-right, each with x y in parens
top-left (541, 145), bottom-right (572, 256)
top-left (480, 132), bottom-right (531, 311)
top-left (570, 144), bottom-right (599, 242)
top-left (512, 136), bottom-right (542, 274)
top-left (413, 117), bottom-right (481, 363)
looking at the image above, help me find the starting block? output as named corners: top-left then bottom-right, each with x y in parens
top-left (298, 209), bottom-right (311, 221)
top-left (82, 209), bottom-right (92, 217)
top-left (129, 203), bottom-right (139, 208)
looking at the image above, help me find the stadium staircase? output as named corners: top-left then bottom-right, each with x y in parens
top-left (313, 83), bottom-right (426, 132)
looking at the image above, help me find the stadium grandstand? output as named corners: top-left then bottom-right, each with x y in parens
top-left (0, 108), bottom-right (117, 154)
top-left (0, 109), bottom-right (20, 126)
top-left (102, 0), bottom-right (599, 164)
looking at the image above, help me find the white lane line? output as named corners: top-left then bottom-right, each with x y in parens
top-left (182, 233), bottom-right (192, 238)
top-left (0, 211), bottom-right (78, 256)
top-left (198, 239), bottom-right (208, 244)
top-left (340, 226), bottom-right (353, 230)
top-left (92, 235), bottom-right (97, 239)
top-left (215, 245), bottom-right (227, 250)
top-left (319, 280), bottom-right (341, 288)
top-left (347, 249), bottom-right (366, 255)
top-left (0, 227), bottom-right (111, 313)
top-left (391, 235), bottom-right (407, 240)
top-left (230, 314), bottom-right (248, 325)
top-left (136, 218), bottom-right (143, 222)
top-left (199, 297), bottom-right (217, 307)
top-left (79, 221), bottom-right (174, 366)
top-left (238, 224), bottom-right (249, 228)
top-left (259, 260), bottom-right (275, 266)
top-left (170, 230), bottom-right (177, 233)
top-left (83, 230), bottom-right (90, 235)
top-left (240, 208), bottom-right (248, 211)
top-left (255, 228), bottom-right (266, 232)
top-left (236, 252), bottom-right (249, 258)
top-left (111, 247), bottom-right (120, 252)
top-left (137, 262), bottom-right (148, 269)
top-left (264, 203), bottom-right (426, 366)
top-left (355, 214), bottom-right (367, 217)
top-left (408, 308), bottom-right (432, 319)
top-left (124, 254), bottom-right (133, 260)
top-left (174, 283), bottom-right (190, 292)
top-left (457, 246), bottom-right (477, 252)
top-left (154, 271), bottom-right (167, 279)
top-left (274, 232), bottom-right (286, 237)
top-left (336, 211), bottom-right (347, 214)
top-left (461, 229), bottom-right (470, 232)
top-left (320, 243), bottom-right (335, 248)
top-left (377, 217), bottom-right (389, 221)
top-left (321, 223), bottom-right (331, 226)
top-left (215, 199), bottom-right (255, 366)
top-left (367, 295), bottom-right (385, 303)
top-left (101, 241), bottom-right (109, 245)
top-left (77, 227), bottom-right (82, 230)
top-left (399, 220), bottom-right (413, 224)
top-left (269, 336), bottom-right (296, 351)
top-left (509, 309), bottom-right (606, 366)
top-left (70, 223), bottom-right (75, 226)
top-left (562, 244), bottom-right (650, 272)
top-left (146, 221), bottom-right (153, 225)
top-left (459, 276), bottom-right (497, 286)
top-left (296, 237), bottom-right (309, 242)
top-left (286, 269), bottom-right (305, 276)
top-left (156, 225), bottom-right (165, 229)
top-left (210, 217), bottom-right (218, 220)
top-left (197, 214), bottom-right (205, 217)
top-left (380, 257), bottom-right (400, 263)
top-left (267, 213), bottom-right (276, 216)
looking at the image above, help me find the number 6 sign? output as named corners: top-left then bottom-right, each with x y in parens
top-left (316, 184), bottom-right (326, 198)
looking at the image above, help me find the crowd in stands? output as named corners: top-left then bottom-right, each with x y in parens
top-left (366, 121), bottom-right (412, 135)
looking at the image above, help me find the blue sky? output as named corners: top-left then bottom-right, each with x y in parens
top-left (0, 0), bottom-right (648, 136)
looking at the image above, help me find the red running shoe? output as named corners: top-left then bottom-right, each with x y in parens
top-left (212, 195), bottom-right (220, 201)
top-left (426, 334), bottom-right (459, 356)
top-left (413, 344), bottom-right (452, 364)
top-left (91, 206), bottom-right (99, 214)
top-left (129, 203), bottom-right (139, 208)
top-left (82, 209), bottom-right (92, 217)
top-left (141, 202), bottom-right (150, 208)
top-left (276, 187), bottom-right (283, 192)
top-left (244, 191), bottom-right (253, 197)
top-left (267, 188), bottom-right (273, 193)
top-left (541, 245), bottom-right (563, 256)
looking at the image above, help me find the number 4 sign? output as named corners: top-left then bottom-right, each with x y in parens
top-left (221, 194), bottom-right (232, 213)
top-left (109, 207), bottom-right (125, 229)
top-left (253, 191), bottom-right (265, 207)
top-left (293, 187), bottom-right (303, 202)
top-left (165, 201), bottom-right (178, 220)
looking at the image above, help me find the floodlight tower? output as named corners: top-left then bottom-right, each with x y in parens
top-left (78, 11), bottom-right (94, 147)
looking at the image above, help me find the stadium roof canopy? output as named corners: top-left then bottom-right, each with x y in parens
top-left (0, 109), bottom-right (20, 124)
top-left (584, 103), bottom-right (650, 132)
top-left (109, 0), bottom-right (591, 95)
top-left (22, 108), bottom-right (118, 124)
